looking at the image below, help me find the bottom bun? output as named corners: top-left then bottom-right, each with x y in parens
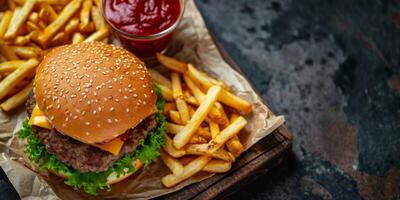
top-left (49, 159), bottom-right (143, 185)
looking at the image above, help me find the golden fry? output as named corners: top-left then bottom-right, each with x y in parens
top-left (0, 60), bottom-right (26, 74)
top-left (148, 69), bottom-right (172, 89)
top-left (160, 150), bottom-right (184, 175)
top-left (187, 64), bottom-right (252, 113)
top-left (202, 160), bottom-right (231, 173)
top-left (4, 0), bottom-right (35, 39)
top-left (0, 11), bottom-right (12, 38)
top-left (173, 85), bottom-right (222, 149)
top-left (80, 0), bottom-right (92, 28)
top-left (14, 0), bottom-right (69, 5)
top-left (163, 134), bottom-right (186, 158)
top-left (157, 84), bottom-right (173, 101)
top-left (176, 98), bottom-right (190, 124)
top-left (0, 58), bottom-right (38, 100)
top-left (185, 145), bottom-right (234, 161)
top-left (169, 110), bottom-right (183, 125)
top-left (0, 43), bottom-right (19, 60)
top-left (84, 28), bottom-right (109, 42)
top-left (12, 46), bottom-right (40, 59)
top-left (156, 53), bottom-right (187, 73)
top-left (208, 116), bottom-right (247, 153)
top-left (0, 83), bottom-right (32, 111)
top-left (79, 21), bottom-right (95, 33)
top-left (72, 32), bottom-right (84, 44)
top-left (49, 31), bottom-right (69, 46)
top-left (38, 0), bottom-right (82, 46)
top-left (171, 72), bottom-right (183, 99)
top-left (26, 21), bottom-right (40, 32)
top-left (166, 122), bottom-right (184, 134)
top-left (91, 6), bottom-right (107, 31)
top-left (189, 135), bottom-right (207, 144)
top-left (163, 102), bottom-right (176, 115)
top-left (39, 4), bottom-right (58, 23)
top-left (161, 155), bottom-right (210, 187)
top-left (28, 12), bottom-right (39, 24)
top-left (64, 18), bottom-right (79, 34)
top-left (208, 120), bottom-right (220, 139)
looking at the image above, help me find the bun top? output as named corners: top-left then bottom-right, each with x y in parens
top-left (35, 42), bottom-right (157, 144)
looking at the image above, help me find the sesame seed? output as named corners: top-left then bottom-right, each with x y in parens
top-left (85, 121), bottom-right (90, 125)
top-left (110, 107), bottom-right (115, 112)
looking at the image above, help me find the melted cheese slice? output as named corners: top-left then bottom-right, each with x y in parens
top-left (29, 105), bottom-right (52, 129)
top-left (29, 104), bottom-right (124, 155)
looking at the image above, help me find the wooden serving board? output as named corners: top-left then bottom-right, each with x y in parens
top-left (157, 37), bottom-right (293, 200)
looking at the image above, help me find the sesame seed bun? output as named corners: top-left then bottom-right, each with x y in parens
top-left (35, 42), bottom-right (157, 144)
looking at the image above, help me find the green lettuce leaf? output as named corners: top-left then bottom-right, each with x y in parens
top-left (18, 86), bottom-right (166, 195)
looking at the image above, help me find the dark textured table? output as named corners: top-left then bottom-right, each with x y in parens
top-left (195, 0), bottom-right (400, 199)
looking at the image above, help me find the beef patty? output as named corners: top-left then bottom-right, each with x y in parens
top-left (26, 92), bottom-right (157, 173)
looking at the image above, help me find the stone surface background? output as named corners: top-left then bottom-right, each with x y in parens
top-left (195, 0), bottom-right (400, 199)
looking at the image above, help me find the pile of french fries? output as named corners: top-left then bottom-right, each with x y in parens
top-left (0, 0), bottom-right (109, 111)
top-left (153, 53), bottom-right (253, 187)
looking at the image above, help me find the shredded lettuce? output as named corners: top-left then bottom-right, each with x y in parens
top-left (18, 86), bottom-right (166, 195)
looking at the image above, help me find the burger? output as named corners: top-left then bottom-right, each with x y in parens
top-left (18, 42), bottom-right (166, 195)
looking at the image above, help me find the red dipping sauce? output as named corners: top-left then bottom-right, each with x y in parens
top-left (102, 0), bottom-right (184, 58)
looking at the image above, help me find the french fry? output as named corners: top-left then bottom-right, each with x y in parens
top-left (0, 11), bottom-right (12, 38)
top-left (189, 135), bottom-right (207, 144)
top-left (0, 83), bottom-right (32, 111)
top-left (36, 20), bottom-right (47, 29)
top-left (26, 21), bottom-right (40, 32)
top-left (226, 113), bottom-right (245, 157)
top-left (157, 84), bottom-right (173, 101)
top-left (0, 60), bottom-right (26, 74)
top-left (12, 46), bottom-right (39, 59)
top-left (187, 64), bottom-right (252, 113)
top-left (156, 53), bottom-right (187, 73)
top-left (49, 31), bottom-right (69, 46)
top-left (0, 43), bottom-right (19, 60)
top-left (14, 35), bottom-right (31, 45)
top-left (169, 110), bottom-right (183, 125)
top-left (160, 150), bottom-right (184, 175)
top-left (208, 120), bottom-right (220, 139)
top-left (161, 155), bottom-right (211, 187)
top-left (80, 0), bottom-right (92, 29)
top-left (4, 0), bottom-right (35, 40)
top-left (148, 69), bottom-right (172, 89)
top-left (72, 32), bottom-right (84, 44)
top-left (184, 74), bottom-right (228, 125)
top-left (92, 0), bottom-right (100, 7)
top-left (205, 116), bottom-right (247, 153)
top-left (38, 0), bottom-right (81, 46)
top-left (163, 134), bottom-right (186, 158)
top-left (196, 126), bottom-right (211, 140)
top-left (166, 122), bottom-right (184, 134)
top-left (84, 28), bottom-right (109, 42)
top-left (173, 85), bottom-right (222, 149)
top-left (171, 72), bottom-right (183, 99)
top-left (91, 5), bottom-right (106, 31)
top-left (163, 102), bottom-right (176, 115)
top-left (79, 21), bottom-right (95, 33)
top-left (8, 0), bottom-right (16, 10)
top-left (28, 12), bottom-right (39, 24)
top-left (14, 0), bottom-right (69, 5)
top-left (202, 160), bottom-right (231, 173)
top-left (39, 3), bottom-right (58, 23)
top-left (64, 18), bottom-right (79, 35)
top-left (185, 144), bottom-right (234, 161)
top-left (0, 58), bottom-right (38, 100)
top-left (176, 98), bottom-right (190, 124)
top-left (183, 90), bottom-right (199, 106)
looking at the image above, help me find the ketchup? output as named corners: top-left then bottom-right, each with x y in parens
top-left (118, 132), bottom-right (128, 142)
top-left (103, 0), bottom-right (182, 57)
